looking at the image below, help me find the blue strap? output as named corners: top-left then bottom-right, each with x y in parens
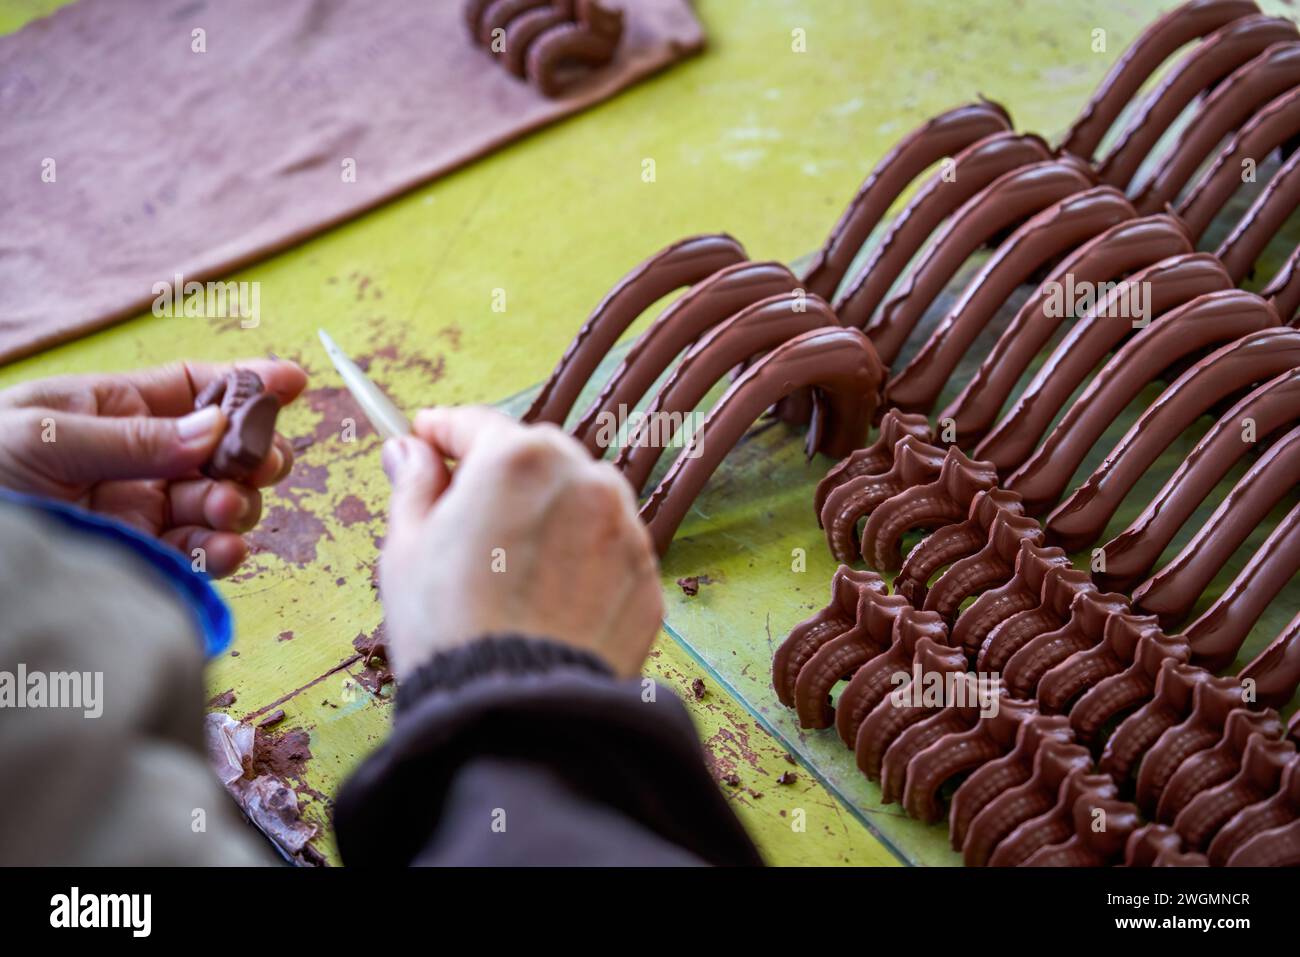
top-left (0, 489), bottom-right (233, 658)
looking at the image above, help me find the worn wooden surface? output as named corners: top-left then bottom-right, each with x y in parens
top-left (5, 0), bottom-right (1293, 865)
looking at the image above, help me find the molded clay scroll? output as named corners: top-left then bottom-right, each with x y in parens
top-left (1002, 589), bottom-right (1132, 699)
top-left (1263, 242), bottom-right (1300, 323)
top-left (1131, 430), bottom-right (1300, 627)
top-left (525, 234), bottom-right (747, 425)
top-left (862, 158), bottom-right (1097, 366)
top-left (640, 327), bottom-right (885, 555)
top-left (1239, 608), bottom-right (1300, 710)
top-left (1099, 660), bottom-right (1225, 783)
top-left (992, 770), bottom-right (1124, 867)
top-left (572, 260), bottom-right (800, 454)
top-left (613, 292), bottom-right (839, 492)
top-left (1179, 733), bottom-right (1296, 853)
top-left (1097, 14), bottom-right (1299, 190)
top-left (1046, 327), bottom-right (1300, 552)
top-left (832, 131), bottom-right (1052, 329)
top-left (976, 564), bottom-right (1095, 674)
top-left (1177, 85), bottom-right (1300, 240)
top-left (1216, 141), bottom-right (1300, 283)
top-left (813, 409), bottom-right (932, 518)
top-left (920, 503), bottom-right (1043, 620)
top-left (771, 565), bottom-right (887, 707)
top-left (1156, 707), bottom-right (1284, 822)
top-left (1058, 0), bottom-right (1260, 161)
top-left (942, 215), bottom-right (1197, 446)
top-left (950, 542), bottom-right (1071, 659)
top-left (1093, 374), bottom-right (1300, 592)
top-left (947, 713), bottom-right (1074, 852)
top-left (973, 252), bottom-right (1233, 474)
top-left (1133, 40), bottom-right (1300, 213)
top-left (1223, 818), bottom-right (1300, 865)
top-left (802, 100), bottom-right (1013, 303)
top-left (961, 737), bottom-right (1093, 867)
top-left (1205, 752), bottom-right (1300, 864)
top-left (883, 186), bottom-right (1136, 415)
top-left (1126, 824), bottom-right (1211, 866)
top-left (1021, 792), bottom-right (1140, 867)
top-left (465, 0), bottom-right (624, 96)
top-left (1004, 289), bottom-right (1280, 513)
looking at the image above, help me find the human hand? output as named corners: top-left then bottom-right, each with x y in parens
top-left (379, 406), bottom-right (664, 679)
top-left (0, 358), bottom-right (307, 577)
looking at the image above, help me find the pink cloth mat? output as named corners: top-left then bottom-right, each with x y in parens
top-left (0, 0), bottom-right (704, 364)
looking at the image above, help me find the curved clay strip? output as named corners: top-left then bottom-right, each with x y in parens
top-left (1046, 327), bottom-right (1300, 552)
top-left (813, 409), bottom-right (931, 519)
top-left (472, 0), bottom-right (552, 43)
top-left (802, 100), bottom-right (1012, 303)
top-left (991, 770), bottom-right (1119, 868)
top-left (771, 565), bottom-right (887, 707)
top-left (878, 699), bottom-right (978, 806)
top-left (1058, 627), bottom-right (1191, 742)
top-left (1172, 499), bottom-right (1300, 671)
top-left (1205, 752), bottom-right (1300, 864)
top-left (976, 566), bottom-right (1094, 674)
top-left (1263, 241), bottom-right (1300, 324)
top-left (1100, 660), bottom-right (1218, 783)
top-left (1133, 432), bottom-right (1300, 627)
top-left (1136, 677), bottom-right (1257, 814)
top-left (795, 604), bottom-right (946, 730)
top-left (949, 542), bottom-right (1069, 658)
top-left (1126, 824), bottom-right (1210, 866)
top-left (894, 488), bottom-right (1023, 608)
top-left (1058, 0), bottom-right (1260, 161)
top-left (962, 738), bottom-right (1092, 868)
top-left (1133, 40), bottom-right (1300, 213)
top-left (614, 292), bottom-right (838, 492)
top-left (1020, 793), bottom-right (1140, 867)
top-left (854, 638), bottom-right (969, 779)
top-left (1095, 375), bottom-right (1300, 592)
top-left (1180, 733), bottom-right (1296, 852)
top-left (860, 447), bottom-right (999, 572)
top-left (501, 5), bottom-right (572, 75)
top-left (1238, 608), bottom-right (1300, 710)
top-left (947, 714), bottom-right (1074, 852)
top-left (974, 252), bottom-right (1232, 474)
top-left (1216, 141), bottom-right (1300, 282)
top-left (922, 506), bottom-right (1043, 621)
top-left (525, 234), bottom-right (748, 426)
top-left (1098, 14), bottom-right (1298, 190)
top-left (901, 697), bottom-right (1041, 823)
top-left (640, 327), bottom-right (885, 555)
top-left (1156, 708), bottom-right (1283, 823)
top-left (820, 436), bottom-right (947, 565)
top-left (1005, 289), bottom-right (1280, 513)
top-left (884, 187), bottom-right (1136, 415)
top-left (943, 215), bottom-right (1195, 445)
top-left (1178, 85), bottom-right (1300, 240)
top-left (573, 261), bottom-right (799, 454)
top-left (793, 604), bottom-right (946, 730)
top-left (833, 131), bottom-right (1052, 328)
top-left (831, 601), bottom-right (940, 748)
top-left (1002, 589), bottom-right (1131, 699)
top-left (1227, 818), bottom-right (1300, 865)
top-left (526, 1), bottom-right (622, 96)
top-left (863, 158), bottom-right (1096, 365)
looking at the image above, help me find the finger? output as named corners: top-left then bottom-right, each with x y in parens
top-left (412, 405), bottom-right (520, 462)
top-left (244, 433), bottom-right (294, 488)
top-left (382, 436), bottom-right (450, 530)
top-left (86, 479), bottom-right (169, 535)
top-left (168, 479), bottom-right (262, 533)
top-left (37, 407), bottom-right (225, 484)
top-left (160, 527), bottom-right (248, 578)
top-left (112, 359), bottom-right (309, 416)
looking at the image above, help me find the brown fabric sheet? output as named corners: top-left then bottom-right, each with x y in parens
top-left (0, 0), bottom-right (704, 364)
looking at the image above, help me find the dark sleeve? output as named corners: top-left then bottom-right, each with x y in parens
top-left (333, 635), bottom-right (763, 866)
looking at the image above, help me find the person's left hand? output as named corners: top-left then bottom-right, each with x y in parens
top-left (0, 359), bottom-right (307, 577)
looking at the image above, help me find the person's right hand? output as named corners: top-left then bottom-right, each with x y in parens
top-left (379, 406), bottom-right (664, 679)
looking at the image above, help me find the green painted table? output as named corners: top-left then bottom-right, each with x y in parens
top-left (4, 0), bottom-right (1294, 865)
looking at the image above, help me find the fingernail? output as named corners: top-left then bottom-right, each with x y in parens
top-left (381, 437), bottom-right (408, 482)
top-left (177, 406), bottom-right (223, 446)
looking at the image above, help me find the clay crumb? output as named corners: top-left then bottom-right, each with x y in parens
top-left (783, 752), bottom-right (797, 765)
top-left (207, 689), bottom-right (236, 708)
top-left (676, 576), bottom-right (700, 596)
top-left (690, 677), bottom-right (707, 700)
top-left (777, 771), bottom-right (798, 785)
top-left (258, 709), bottom-right (286, 729)
top-left (721, 773), bottom-right (741, 788)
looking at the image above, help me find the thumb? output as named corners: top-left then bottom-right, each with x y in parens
top-left (40, 406), bottom-right (226, 483)
top-left (383, 436), bottom-right (449, 531)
